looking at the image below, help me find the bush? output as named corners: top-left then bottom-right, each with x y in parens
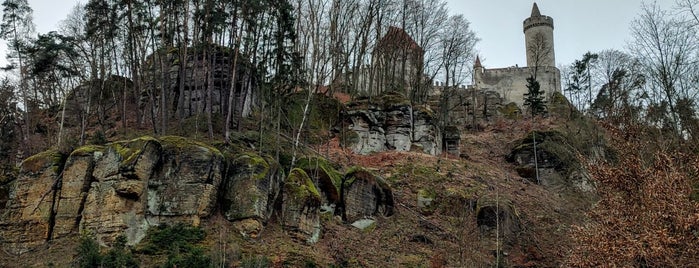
top-left (136, 223), bottom-right (211, 268)
top-left (76, 235), bottom-right (102, 268)
top-left (75, 235), bottom-right (138, 268)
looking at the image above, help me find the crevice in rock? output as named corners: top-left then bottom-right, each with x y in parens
top-left (46, 154), bottom-right (68, 242)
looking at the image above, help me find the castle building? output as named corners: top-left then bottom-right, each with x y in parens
top-left (349, 26), bottom-right (425, 99)
top-left (350, 3), bottom-right (561, 112)
top-left (473, 2), bottom-right (561, 107)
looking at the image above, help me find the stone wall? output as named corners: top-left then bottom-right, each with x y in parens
top-left (474, 66), bottom-right (560, 108)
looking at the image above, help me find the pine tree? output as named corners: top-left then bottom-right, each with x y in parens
top-left (523, 75), bottom-right (546, 117)
top-left (0, 0), bottom-right (34, 140)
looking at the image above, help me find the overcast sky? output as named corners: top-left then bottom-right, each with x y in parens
top-left (447, 0), bottom-right (677, 68)
top-left (0, 0), bottom-right (680, 72)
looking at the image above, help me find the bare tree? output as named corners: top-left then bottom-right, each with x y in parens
top-left (589, 49), bottom-right (645, 121)
top-left (629, 2), bottom-right (699, 135)
top-left (526, 32), bottom-right (552, 78)
top-left (437, 14), bottom-right (477, 131)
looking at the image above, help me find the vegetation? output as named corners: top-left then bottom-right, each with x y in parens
top-left (523, 76), bottom-right (547, 117)
top-left (75, 235), bottom-right (137, 268)
top-left (136, 223), bottom-right (211, 268)
top-left (2, 0), bottom-right (699, 267)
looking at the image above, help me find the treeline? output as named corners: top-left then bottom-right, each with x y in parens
top-left (0, 0), bottom-right (477, 158)
top-left (562, 1), bottom-right (699, 146)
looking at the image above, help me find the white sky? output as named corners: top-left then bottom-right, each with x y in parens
top-left (0, 0), bottom-right (680, 73)
top-left (447, 0), bottom-right (677, 69)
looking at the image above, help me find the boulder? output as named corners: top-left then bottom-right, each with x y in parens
top-left (146, 136), bottom-right (223, 223)
top-left (294, 157), bottom-right (342, 208)
top-left (281, 168), bottom-right (321, 243)
top-left (417, 189), bottom-right (436, 215)
top-left (341, 168), bottom-right (394, 222)
top-left (507, 131), bottom-right (595, 192)
top-left (81, 137), bottom-right (161, 246)
top-left (222, 153), bottom-right (282, 237)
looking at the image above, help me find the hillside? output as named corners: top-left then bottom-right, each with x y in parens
top-left (0, 104), bottom-right (607, 267)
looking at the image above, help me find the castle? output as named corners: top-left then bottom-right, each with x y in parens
top-left (473, 2), bottom-right (561, 108)
top-left (352, 2), bottom-right (561, 112)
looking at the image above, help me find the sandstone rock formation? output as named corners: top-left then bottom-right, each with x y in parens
top-left (507, 131), bottom-right (594, 192)
top-left (221, 153), bottom-right (281, 238)
top-left (281, 168), bottom-right (321, 243)
top-left (0, 136), bottom-right (396, 253)
top-left (0, 150), bottom-right (65, 254)
top-left (343, 93), bottom-right (441, 155)
top-left (341, 168), bottom-right (394, 222)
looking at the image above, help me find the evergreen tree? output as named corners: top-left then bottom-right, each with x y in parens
top-left (523, 75), bottom-right (546, 117)
top-left (0, 0), bottom-right (34, 140)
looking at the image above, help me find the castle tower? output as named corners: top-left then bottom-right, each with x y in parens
top-left (523, 3), bottom-right (555, 68)
top-left (473, 55), bottom-right (483, 86)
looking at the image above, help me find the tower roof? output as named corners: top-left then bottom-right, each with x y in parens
top-left (474, 56), bottom-right (482, 68)
top-left (531, 3), bottom-right (541, 17)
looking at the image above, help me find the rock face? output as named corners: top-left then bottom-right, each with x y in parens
top-left (341, 168), bottom-right (394, 222)
top-left (281, 169), bottom-right (321, 243)
top-left (143, 45), bottom-right (257, 118)
top-left (0, 136), bottom-right (396, 252)
top-left (507, 131), bottom-right (594, 192)
top-left (0, 137), bottom-right (224, 252)
top-left (343, 93), bottom-right (441, 155)
top-left (221, 153), bottom-right (282, 238)
top-left (0, 150), bottom-right (65, 254)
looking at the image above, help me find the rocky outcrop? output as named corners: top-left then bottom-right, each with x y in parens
top-left (143, 45), bottom-right (257, 118)
top-left (0, 150), bottom-right (65, 254)
top-left (341, 168), bottom-right (394, 222)
top-left (0, 136), bottom-right (224, 252)
top-left (221, 153), bottom-right (282, 238)
top-left (507, 131), bottom-right (594, 192)
top-left (281, 169), bottom-right (321, 243)
top-left (343, 93), bottom-right (441, 155)
top-left (0, 136), bottom-right (396, 253)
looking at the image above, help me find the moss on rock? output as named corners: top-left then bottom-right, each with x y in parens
top-left (295, 157), bottom-right (342, 204)
top-left (70, 145), bottom-right (105, 157)
top-left (21, 149), bottom-right (66, 174)
top-left (286, 168), bottom-right (321, 201)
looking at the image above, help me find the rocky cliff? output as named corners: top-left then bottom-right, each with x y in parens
top-left (0, 136), bottom-right (394, 254)
top-left (342, 93), bottom-right (443, 155)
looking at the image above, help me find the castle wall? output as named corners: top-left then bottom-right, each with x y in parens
top-left (475, 66), bottom-right (560, 107)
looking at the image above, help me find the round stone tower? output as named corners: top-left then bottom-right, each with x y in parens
top-left (523, 3), bottom-right (555, 67)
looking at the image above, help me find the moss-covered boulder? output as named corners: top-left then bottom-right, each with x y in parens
top-left (222, 153), bottom-right (282, 238)
top-left (281, 168), bottom-right (321, 243)
top-left (81, 136), bottom-right (224, 246)
top-left (498, 102), bottom-right (522, 120)
top-left (0, 149), bottom-right (66, 254)
top-left (148, 136), bottom-right (224, 220)
top-left (417, 188), bottom-right (436, 215)
top-left (341, 168), bottom-right (394, 222)
top-left (295, 157), bottom-right (342, 208)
